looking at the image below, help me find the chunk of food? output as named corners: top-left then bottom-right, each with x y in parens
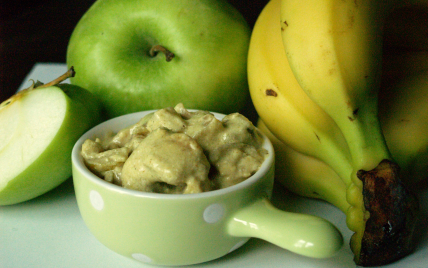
top-left (80, 104), bottom-right (268, 193)
top-left (121, 128), bottom-right (211, 194)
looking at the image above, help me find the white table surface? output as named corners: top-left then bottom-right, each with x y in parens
top-left (1, 63), bottom-right (427, 268)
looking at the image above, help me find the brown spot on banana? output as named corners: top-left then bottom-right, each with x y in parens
top-left (348, 108), bottom-right (360, 121)
top-left (281, 20), bottom-right (288, 31)
top-left (314, 131), bottom-right (320, 141)
top-left (265, 89), bottom-right (278, 97)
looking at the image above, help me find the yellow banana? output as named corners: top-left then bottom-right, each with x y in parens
top-left (247, 0), bottom-right (362, 261)
top-left (380, 4), bottom-right (428, 185)
top-left (380, 71), bottom-right (428, 185)
top-left (249, 0), bottom-right (422, 265)
top-left (257, 68), bottom-right (428, 265)
top-left (280, 0), bottom-right (390, 172)
top-left (256, 119), bottom-right (349, 213)
top-left (280, 0), bottom-right (420, 265)
top-left (247, 0), bottom-right (353, 183)
top-left (257, 69), bottom-right (428, 203)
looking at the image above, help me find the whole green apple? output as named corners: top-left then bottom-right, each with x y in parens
top-left (66, 0), bottom-right (251, 118)
top-left (0, 69), bottom-right (101, 205)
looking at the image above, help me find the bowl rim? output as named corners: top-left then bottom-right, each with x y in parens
top-left (71, 109), bottom-right (275, 200)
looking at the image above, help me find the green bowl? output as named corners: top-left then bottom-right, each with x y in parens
top-left (72, 110), bottom-right (343, 266)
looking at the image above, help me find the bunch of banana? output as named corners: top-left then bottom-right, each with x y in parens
top-left (248, 0), bottom-right (426, 266)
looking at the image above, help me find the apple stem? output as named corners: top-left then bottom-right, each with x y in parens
top-left (149, 45), bottom-right (175, 62)
top-left (37, 67), bottom-right (76, 89)
top-left (0, 67), bottom-right (77, 109)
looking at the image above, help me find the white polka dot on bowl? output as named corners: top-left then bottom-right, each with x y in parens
top-left (89, 190), bottom-right (104, 211)
top-left (132, 253), bottom-right (152, 263)
top-left (203, 203), bottom-right (225, 224)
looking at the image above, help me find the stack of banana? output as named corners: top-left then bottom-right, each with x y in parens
top-left (248, 0), bottom-right (427, 266)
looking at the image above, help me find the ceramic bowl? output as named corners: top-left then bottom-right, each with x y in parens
top-left (71, 110), bottom-right (343, 266)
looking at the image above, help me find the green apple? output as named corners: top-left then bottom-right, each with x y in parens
top-left (66, 0), bottom-right (251, 119)
top-left (0, 68), bottom-right (101, 205)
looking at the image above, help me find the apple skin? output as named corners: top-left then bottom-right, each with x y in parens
top-left (0, 84), bottom-right (101, 205)
top-left (66, 0), bottom-right (251, 119)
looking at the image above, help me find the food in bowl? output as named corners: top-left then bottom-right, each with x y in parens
top-left (80, 103), bottom-right (268, 194)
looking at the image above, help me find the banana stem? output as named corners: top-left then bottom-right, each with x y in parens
top-left (344, 103), bottom-right (392, 172)
top-left (355, 159), bottom-right (419, 266)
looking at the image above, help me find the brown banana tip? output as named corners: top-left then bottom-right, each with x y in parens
top-left (356, 159), bottom-right (419, 266)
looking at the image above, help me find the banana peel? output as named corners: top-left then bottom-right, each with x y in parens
top-left (258, 118), bottom-right (420, 266)
top-left (248, 0), bottom-right (422, 265)
top-left (259, 69), bottom-right (428, 266)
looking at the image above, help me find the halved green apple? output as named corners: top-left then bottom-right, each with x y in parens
top-left (0, 68), bottom-right (101, 205)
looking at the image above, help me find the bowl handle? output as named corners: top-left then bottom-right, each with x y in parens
top-left (227, 197), bottom-right (343, 258)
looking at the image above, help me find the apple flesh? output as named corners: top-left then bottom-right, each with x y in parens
top-left (66, 0), bottom-right (251, 119)
top-left (0, 82), bottom-right (101, 205)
